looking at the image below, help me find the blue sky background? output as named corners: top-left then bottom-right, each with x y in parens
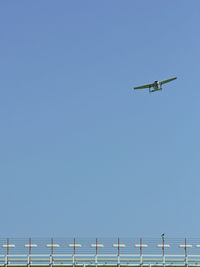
top-left (0, 0), bottom-right (200, 237)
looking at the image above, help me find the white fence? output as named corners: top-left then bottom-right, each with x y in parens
top-left (0, 238), bottom-right (200, 266)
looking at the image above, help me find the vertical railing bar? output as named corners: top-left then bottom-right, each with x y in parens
top-left (117, 238), bottom-right (120, 267)
top-left (140, 238), bottom-right (143, 267)
top-left (95, 238), bottom-right (98, 267)
top-left (73, 238), bottom-right (75, 267)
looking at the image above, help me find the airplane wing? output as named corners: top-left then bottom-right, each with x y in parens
top-left (134, 83), bottom-right (154, 90)
top-left (160, 77), bottom-right (177, 85)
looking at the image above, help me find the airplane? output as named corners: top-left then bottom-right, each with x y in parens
top-left (134, 77), bottom-right (177, 93)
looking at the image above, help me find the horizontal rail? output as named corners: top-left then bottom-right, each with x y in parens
top-left (1, 254), bottom-right (200, 264)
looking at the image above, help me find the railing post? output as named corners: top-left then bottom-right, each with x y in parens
top-left (28, 238), bottom-right (31, 267)
top-left (69, 239), bottom-right (82, 266)
top-left (117, 238), bottom-right (120, 267)
top-left (185, 238), bottom-right (188, 267)
top-left (95, 238), bottom-right (98, 267)
top-left (162, 234), bottom-right (165, 266)
top-left (50, 238), bottom-right (53, 267)
top-left (5, 238), bottom-right (9, 267)
top-left (140, 238), bottom-right (143, 267)
top-left (73, 238), bottom-right (76, 267)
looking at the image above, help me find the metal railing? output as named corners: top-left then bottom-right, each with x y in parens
top-left (1, 238), bottom-right (200, 266)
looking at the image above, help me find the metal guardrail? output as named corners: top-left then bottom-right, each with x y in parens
top-left (1, 238), bottom-right (200, 266)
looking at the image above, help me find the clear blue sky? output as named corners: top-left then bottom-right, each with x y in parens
top-left (0, 0), bottom-right (200, 237)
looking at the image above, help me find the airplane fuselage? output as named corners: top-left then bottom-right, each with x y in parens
top-left (153, 81), bottom-right (159, 89)
top-left (151, 81), bottom-right (162, 92)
